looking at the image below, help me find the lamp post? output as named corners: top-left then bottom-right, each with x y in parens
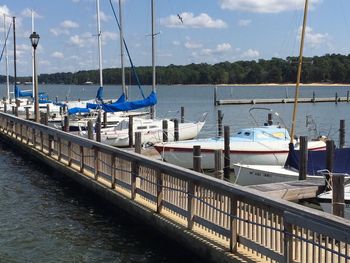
top-left (29, 31), bottom-right (40, 122)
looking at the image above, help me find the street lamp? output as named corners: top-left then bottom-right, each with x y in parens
top-left (29, 31), bottom-right (40, 122)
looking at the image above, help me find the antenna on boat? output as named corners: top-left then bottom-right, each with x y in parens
top-left (290, 0), bottom-right (308, 143)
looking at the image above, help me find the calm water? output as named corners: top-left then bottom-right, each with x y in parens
top-left (0, 142), bottom-right (202, 263)
top-left (0, 84), bottom-right (349, 262)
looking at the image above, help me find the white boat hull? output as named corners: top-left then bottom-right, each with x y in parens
top-left (155, 140), bottom-right (326, 170)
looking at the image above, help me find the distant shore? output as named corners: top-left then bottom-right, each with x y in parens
top-left (216, 83), bottom-right (350, 87)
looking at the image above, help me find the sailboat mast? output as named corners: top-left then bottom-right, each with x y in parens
top-left (290, 0), bottom-right (308, 143)
top-left (119, 0), bottom-right (126, 99)
top-left (150, 0), bottom-right (156, 118)
top-left (96, 0), bottom-right (103, 88)
top-left (31, 10), bottom-right (35, 98)
top-left (12, 16), bottom-right (17, 97)
top-left (4, 15), bottom-right (9, 100)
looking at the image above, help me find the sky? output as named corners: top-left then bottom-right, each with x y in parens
top-left (1, 0), bottom-right (350, 76)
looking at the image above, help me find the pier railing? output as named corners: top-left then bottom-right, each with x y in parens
top-left (0, 112), bottom-right (349, 263)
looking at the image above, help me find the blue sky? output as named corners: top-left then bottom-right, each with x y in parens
top-left (1, 0), bottom-right (350, 76)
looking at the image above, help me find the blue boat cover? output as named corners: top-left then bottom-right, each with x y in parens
top-left (86, 92), bottom-right (126, 110)
top-left (284, 144), bottom-right (350, 175)
top-left (15, 85), bottom-right (32, 98)
top-left (101, 91), bottom-right (157, 112)
top-left (68, 107), bottom-right (90, 115)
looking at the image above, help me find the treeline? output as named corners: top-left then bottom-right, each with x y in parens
top-left (2, 53), bottom-right (350, 85)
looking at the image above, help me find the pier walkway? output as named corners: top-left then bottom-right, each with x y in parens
top-left (0, 112), bottom-right (349, 263)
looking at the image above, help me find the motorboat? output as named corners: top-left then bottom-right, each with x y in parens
top-left (154, 124), bottom-right (326, 170)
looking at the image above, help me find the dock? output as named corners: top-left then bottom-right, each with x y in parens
top-left (0, 111), bottom-right (349, 263)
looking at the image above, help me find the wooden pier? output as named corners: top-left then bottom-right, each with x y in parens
top-left (0, 111), bottom-right (349, 263)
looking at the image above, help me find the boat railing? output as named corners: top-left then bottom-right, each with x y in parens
top-left (0, 111), bottom-right (349, 262)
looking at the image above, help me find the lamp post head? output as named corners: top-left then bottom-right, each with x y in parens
top-left (29, 31), bottom-right (40, 49)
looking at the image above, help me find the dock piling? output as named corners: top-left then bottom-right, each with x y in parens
top-left (339, 120), bottom-right (345, 148)
top-left (128, 116), bottom-right (133, 147)
top-left (299, 136), bottom-right (308, 180)
top-left (193, 145), bottom-right (202, 172)
top-left (326, 140), bottom-right (335, 190)
top-left (162, 120), bottom-right (168, 142)
top-left (214, 149), bottom-right (223, 180)
top-left (63, 116), bottom-right (69, 132)
top-left (224, 126), bottom-right (230, 181)
top-left (25, 107), bottom-right (30, 120)
top-left (174, 119), bottom-right (179, 141)
top-left (217, 110), bottom-right (223, 137)
top-left (181, 106), bottom-right (185, 123)
top-left (332, 173), bottom-right (345, 218)
top-left (135, 132), bottom-right (142, 154)
top-left (87, 120), bottom-right (94, 140)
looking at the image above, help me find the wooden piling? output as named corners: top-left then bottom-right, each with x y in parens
top-left (128, 115), bottom-right (133, 147)
top-left (174, 119), bottom-right (179, 141)
top-left (214, 86), bottom-right (218, 106)
top-left (63, 116), bottom-right (69, 132)
top-left (217, 110), bottom-right (223, 137)
top-left (46, 104), bottom-right (50, 116)
top-left (25, 107), bottom-right (30, 120)
top-left (193, 145), bottom-right (201, 173)
top-left (3, 102), bottom-right (6, 113)
top-left (214, 149), bottom-right (223, 180)
top-left (87, 120), bottom-right (94, 140)
top-left (12, 106), bottom-right (15, 115)
top-left (299, 136), bottom-right (308, 180)
top-left (332, 173), bottom-right (345, 218)
top-left (103, 111), bottom-right (107, 128)
top-left (181, 106), bottom-right (185, 123)
top-left (339, 120), bottom-right (345, 148)
top-left (135, 132), bottom-right (142, 154)
top-left (312, 91), bottom-right (315, 103)
top-left (162, 120), bottom-right (168, 142)
top-left (335, 92), bottom-right (338, 104)
top-left (95, 119), bottom-right (101, 143)
top-left (224, 126), bottom-right (230, 181)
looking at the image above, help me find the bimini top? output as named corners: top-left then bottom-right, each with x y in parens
top-left (231, 125), bottom-right (290, 142)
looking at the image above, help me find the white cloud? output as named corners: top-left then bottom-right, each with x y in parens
top-left (50, 28), bottom-right (69, 36)
top-left (69, 35), bottom-right (85, 47)
top-left (185, 41), bottom-right (202, 49)
top-left (241, 48), bottom-right (260, 58)
top-left (299, 26), bottom-right (329, 47)
top-left (238, 19), bottom-right (252, 27)
top-left (219, 0), bottom-right (321, 13)
top-left (160, 12), bottom-right (227, 28)
top-left (172, 40), bottom-right (180, 46)
top-left (94, 11), bottom-right (111, 22)
top-left (103, 31), bottom-right (118, 41)
top-left (51, 51), bottom-right (64, 59)
top-left (200, 43), bottom-right (232, 56)
top-left (61, 20), bottom-right (79, 29)
top-left (0, 5), bottom-right (11, 17)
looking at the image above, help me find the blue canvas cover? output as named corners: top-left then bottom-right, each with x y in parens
top-left (86, 92), bottom-right (126, 110)
top-left (15, 85), bottom-right (32, 98)
top-left (68, 107), bottom-right (90, 115)
top-left (284, 144), bottom-right (350, 175)
top-left (101, 91), bottom-right (157, 113)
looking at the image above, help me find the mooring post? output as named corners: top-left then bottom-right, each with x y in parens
top-left (135, 132), bottom-right (142, 154)
top-left (214, 85), bottom-right (218, 106)
top-left (3, 102), bottom-right (6, 113)
top-left (214, 149), bottom-right (223, 179)
top-left (332, 173), bottom-right (345, 218)
top-left (12, 105), bottom-right (15, 115)
top-left (299, 136), bottom-right (308, 180)
top-left (95, 119), bottom-right (101, 143)
top-left (217, 110), bottom-right (223, 137)
top-left (128, 115), bottom-right (133, 147)
top-left (103, 111), bottom-right (107, 128)
top-left (193, 145), bottom-right (202, 172)
top-left (312, 91), bottom-right (315, 103)
top-left (162, 119), bottom-right (168, 142)
top-left (326, 140), bottom-right (335, 190)
top-left (335, 92), bottom-right (338, 104)
top-left (224, 126), bottom-right (231, 181)
top-left (339, 120), bottom-right (345, 148)
top-left (267, 113), bottom-right (273, 125)
top-left (46, 104), bottom-right (50, 117)
top-left (87, 120), bottom-right (94, 140)
top-left (63, 115), bottom-right (69, 132)
top-left (174, 119), bottom-right (179, 141)
top-left (181, 106), bottom-right (185, 123)
top-left (42, 112), bottom-right (48, 126)
top-left (25, 107), bottom-right (30, 120)
top-left (347, 91), bottom-right (350, 103)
